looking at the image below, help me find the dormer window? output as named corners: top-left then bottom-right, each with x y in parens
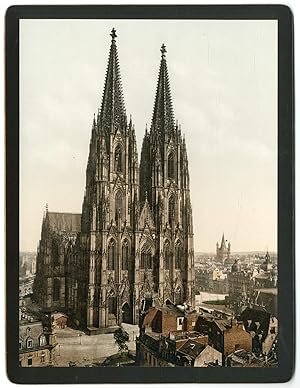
top-left (27, 337), bottom-right (33, 348)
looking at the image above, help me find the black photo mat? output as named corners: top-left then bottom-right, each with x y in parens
top-left (6, 4), bottom-right (294, 384)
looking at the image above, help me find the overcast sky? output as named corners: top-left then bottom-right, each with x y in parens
top-left (20, 19), bottom-right (277, 252)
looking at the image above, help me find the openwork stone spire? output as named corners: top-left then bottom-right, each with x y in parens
top-left (151, 44), bottom-right (175, 137)
top-left (99, 28), bottom-right (127, 133)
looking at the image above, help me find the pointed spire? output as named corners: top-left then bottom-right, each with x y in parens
top-left (151, 43), bottom-right (175, 138)
top-left (221, 233), bottom-right (225, 246)
top-left (99, 28), bottom-right (126, 134)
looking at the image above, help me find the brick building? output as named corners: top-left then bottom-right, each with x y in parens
top-left (19, 312), bottom-right (56, 367)
top-left (137, 303), bottom-right (221, 367)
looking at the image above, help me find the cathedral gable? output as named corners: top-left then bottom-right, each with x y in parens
top-left (107, 222), bottom-right (117, 238)
top-left (113, 129), bottom-right (125, 144)
top-left (119, 274), bottom-right (131, 301)
top-left (138, 199), bottom-right (155, 230)
top-left (164, 273), bottom-right (173, 300)
top-left (121, 223), bottom-right (131, 239)
top-left (174, 272), bottom-right (183, 291)
top-left (112, 175), bottom-right (126, 191)
top-left (107, 273), bottom-right (117, 296)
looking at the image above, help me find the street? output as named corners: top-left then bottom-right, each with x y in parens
top-left (52, 323), bottom-right (139, 367)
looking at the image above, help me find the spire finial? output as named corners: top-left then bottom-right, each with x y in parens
top-left (160, 43), bottom-right (167, 58)
top-left (110, 28), bottom-right (117, 41)
top-left (45, 203), bottom-right (48, 213)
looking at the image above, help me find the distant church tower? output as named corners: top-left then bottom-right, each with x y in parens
top-left (216, 233), bottom-right (231, 263)
top-left (139, 44), bottom-right (195, 308)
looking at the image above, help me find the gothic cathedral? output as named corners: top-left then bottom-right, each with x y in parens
top-left (33, 29), bottom-right (195, 333)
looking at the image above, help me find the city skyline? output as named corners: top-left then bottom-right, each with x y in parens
top-left (20, 19), bottom-right (277, 252)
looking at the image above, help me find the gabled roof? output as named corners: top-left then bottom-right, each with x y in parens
top-left (177, 339), bottom-right (206, 359)
top-left (163, 302), bottom-right (185, 317)
top-left (47, 212), bottom-right (81, 233)
top-left (143, 307), bottom-right (159, 328)
top-left (214, 319), bottom-right (232, 332)
top-left (19, 320), bottom-right (44, 341)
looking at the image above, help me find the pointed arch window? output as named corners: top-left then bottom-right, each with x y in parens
top-left (164, 241), bottom-right (171, 270)
top-left (108, 240), bottom-right (116, 270)
top-left (52, 239), bottom-right (59, 266)
top-left (175, 287), bottom-right (183, 305)
top-left (53, 278), bottom-right (60, 302)
top-left (122, 240), bottom-right (129, 270)
top-left (175, 242), bottom-right (183, 269)
top-left (168, 195), bottom-right (175, 225)
top-left (114, 144), bottom-right (123, 173)
top-left (115, 191), bottom-right (123, 221)
top-left (108, 296), bottom-right (117, 315)
top-left (141, 246), bottom-right (152, 269)
top-left (168, 152), bottom-right (175, 179)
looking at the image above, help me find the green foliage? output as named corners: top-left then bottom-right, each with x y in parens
top-left (113, 327), bottom-right (129, 353)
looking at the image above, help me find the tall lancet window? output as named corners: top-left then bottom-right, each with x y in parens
top-left (168, 153), bottom-right (175, 179)
top-left (164, 241), bottom-right (171, 270)
top-left (168, 195), bottom-right (175, 225)
top-left (53, 278), bottom-right (60, 301)
top-left (115, 191), bottom-right (123, 220)
top-left (141, 246), bottom-right (152, 269)
top-left (52, 239), bottom-right (59, 266)
top-left (175, 242), bottom-right (183, 269)
top-left (114, 144), bottom-right (122, 173)
top-left (122, 240), bottom-right (129, 270)
top-left (108, 240), bottom-right (116, 270)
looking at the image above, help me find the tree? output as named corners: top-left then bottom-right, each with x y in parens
top-left (113, 327), bottom-right (129, 353)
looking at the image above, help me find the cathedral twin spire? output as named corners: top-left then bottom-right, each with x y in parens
top-left (98, 28), bottom-right (175, 141)
top-left (99, 28), bottom-right (127, 134)
top-left (151, 43), bottom-right (176, 139)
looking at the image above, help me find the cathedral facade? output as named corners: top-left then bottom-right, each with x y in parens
top-left (33, 29), bottom-right (195, 333)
